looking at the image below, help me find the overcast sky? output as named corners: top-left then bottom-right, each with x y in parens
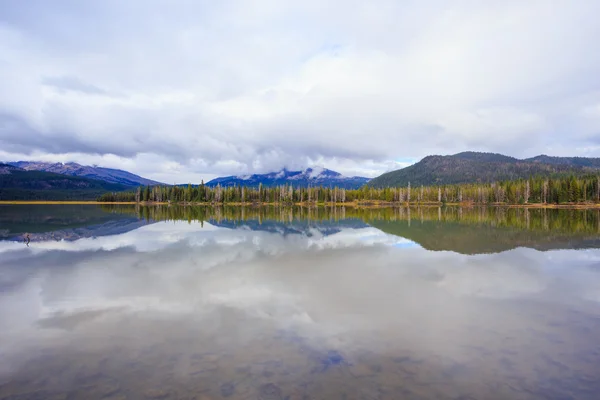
top-left (1, 0), bottom-right (600, 183)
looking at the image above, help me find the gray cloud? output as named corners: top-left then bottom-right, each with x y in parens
top-left (0, 0), bottom-right (600, 181)
top-left (41, 75), bottom-right (111, 96)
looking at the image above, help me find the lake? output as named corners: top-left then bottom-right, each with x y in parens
top-left (1, 204), bottom-right (599, 400)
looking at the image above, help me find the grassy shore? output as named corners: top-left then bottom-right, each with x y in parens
top-left (3, 200), bottom-right (600, 209)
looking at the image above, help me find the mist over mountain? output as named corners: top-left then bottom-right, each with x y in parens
top-left (206, 167), bottom-right (370, 189)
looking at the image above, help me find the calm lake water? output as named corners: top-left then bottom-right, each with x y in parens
top-left (1, 205), bottom-right (600, 400)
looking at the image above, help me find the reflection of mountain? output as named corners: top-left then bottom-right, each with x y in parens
top-left (370, 219), bottom-right (600, 254)
top-left (210, 219), bottom-right (369, 237)
top-left (10, 219), bottom-right (152, 242)
top-left (0, 205), bottom-right (153, 241)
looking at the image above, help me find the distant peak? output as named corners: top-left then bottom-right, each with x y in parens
top-left (304, 165), bottom-right (323, 172)
top-left (4, 160), bottom-right (162, 186)
top-left (206, 166), bottom-right (369, 188)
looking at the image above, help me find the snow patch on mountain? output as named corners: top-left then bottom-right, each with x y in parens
top-left (8, 161), bottom-right (162, 186)
top-left (207, 167), bottom-right (370, 189)
top-left (307, 166), bottom-right (325, 178)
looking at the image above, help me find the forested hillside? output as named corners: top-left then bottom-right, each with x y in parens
top-left (369, 152), bottom-right (600, 187)
top-left (0, 165), bottom-right (130, 200)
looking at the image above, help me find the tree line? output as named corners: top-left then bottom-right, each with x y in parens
top-left (97, 175), bottom-right (600, 205)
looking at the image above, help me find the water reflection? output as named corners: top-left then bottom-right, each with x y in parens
top-left (4, 204), bottom-right (600, 254)
top-left (0, 205), bottom-right (599, 399)
top-left (0, 204), bottom-right (150, 242)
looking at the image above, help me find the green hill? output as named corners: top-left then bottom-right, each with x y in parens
top-left (0, 164), bottom-right (130, 200)
top-left (525, 155), bottom-right (600, 168)
top-left (369, 152), bottom-right (600, 187)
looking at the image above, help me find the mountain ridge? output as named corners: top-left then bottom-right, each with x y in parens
top-left (0, 164), bottom-right (131, 200)
top-left (206, 167), bottom-right (370, 189)
top-left (8, 161), bottom-right (162, 186)
top-left (369, 152), bottom-right (600, 187)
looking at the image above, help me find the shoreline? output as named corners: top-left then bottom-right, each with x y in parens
top-left (0, 201), bottom-right (137, 205)
top-left (2, 200), bottom-right (600, 209)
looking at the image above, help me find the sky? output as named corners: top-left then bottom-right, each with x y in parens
top-left (1, 0), bottom-right (600, 183)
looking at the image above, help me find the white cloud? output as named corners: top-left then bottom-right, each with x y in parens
top-left (0, 0), bottom-right (599, 181)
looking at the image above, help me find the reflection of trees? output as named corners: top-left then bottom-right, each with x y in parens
top-left (100, 205), bottom-right (600, 236)
top-left (95, 205), bottom-right (600, 253)
top-left (369, 207), bottom-right (600, 254)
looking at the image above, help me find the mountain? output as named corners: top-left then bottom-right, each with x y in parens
top-left (206, 167), bottom-right (370, 189)
top-left (369, 152), bottom-right (600, 187)
top-left (525, 155), bottom-right (600, 168)
top-left (0, 163), bottom-right (21, 175)
top-left (8, 161), bottom-right (162, 186)
top-left (0, 164), bottom-right (131, 200)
